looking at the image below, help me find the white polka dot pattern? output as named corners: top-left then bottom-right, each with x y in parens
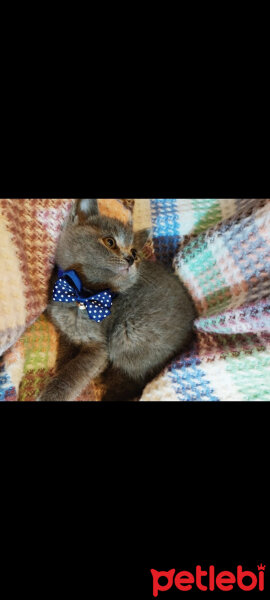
top-left (52, 275), bottom-right (113, 323)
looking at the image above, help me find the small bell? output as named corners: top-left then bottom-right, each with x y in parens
top-left (77, 302), bottom-right (86, 310)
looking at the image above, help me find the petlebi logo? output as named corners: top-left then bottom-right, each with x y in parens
top-left (151, 564), bottom-right (266, 594)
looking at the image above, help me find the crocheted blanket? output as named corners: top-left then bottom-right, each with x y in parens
top-left (1, 199), bottom-right (269, 401)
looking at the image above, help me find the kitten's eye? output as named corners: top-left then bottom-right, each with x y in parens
top-left (131, 248), bottom-right (137, 259)
top-left (103, 237), bottom-right (117, 249)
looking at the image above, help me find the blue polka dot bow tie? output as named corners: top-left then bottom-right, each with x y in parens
top-left (52, 268), bottom-right (114, 323)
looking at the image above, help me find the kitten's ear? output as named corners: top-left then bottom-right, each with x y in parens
top-left (133, 228), bottom-right (152, 249)
top-left (75, 198), bottom-right (99, 223)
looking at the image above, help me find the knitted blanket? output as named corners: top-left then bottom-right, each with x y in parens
top-left (1, 199), bottom-right (269, 401)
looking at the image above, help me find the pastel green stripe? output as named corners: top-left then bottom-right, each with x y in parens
top-left (181, 235), bottom-right (208, 261)
top-left (192, 200), bottom-right (223, 233)
top-left (196, 315), bottom-right (232, 334)
top-left (21, 315), bottom-right (51, 373)
top-left (225, 349), bottom-right (270, 401)
top-left (179, 242), bottom-right (230, 313)
top-left (181, 245), bottom-right (213, 276)
top-left (186, 246), bottom-right (227, 297)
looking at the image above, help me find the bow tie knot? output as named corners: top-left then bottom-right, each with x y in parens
top-left (52, 269), bottom-right (114, 323)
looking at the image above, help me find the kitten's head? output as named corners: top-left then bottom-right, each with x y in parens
top-left (56, 199), bottom-right (151, 292)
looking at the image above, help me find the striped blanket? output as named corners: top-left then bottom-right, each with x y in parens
top-left (1, 199), bottom-right (270, 401)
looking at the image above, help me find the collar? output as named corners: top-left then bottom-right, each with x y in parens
top-left (52, 268), bottom-right (116, 323)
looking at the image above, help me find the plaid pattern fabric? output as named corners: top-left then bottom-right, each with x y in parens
top-left (141, 199), bottom-right (270, 401)
top-left (0, 199), bottom-right (74, 355)
top-left (0, 198), bottom-right (138, 401)
top-left (1, 199), bottom-right (270, 401)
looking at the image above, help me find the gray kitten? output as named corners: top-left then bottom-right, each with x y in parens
top-left (39, 199), bottom-right (196, 401)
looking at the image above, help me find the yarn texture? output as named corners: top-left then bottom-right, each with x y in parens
top-left (1, 198), bottom-right (269, 401)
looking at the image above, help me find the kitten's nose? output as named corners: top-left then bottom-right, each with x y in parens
top-left (125, 255), bottom-right (134, 266)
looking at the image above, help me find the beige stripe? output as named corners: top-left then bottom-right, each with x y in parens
top-left (133, 199), bottom-right (152, 232)
top-left (220, 199), bottom-right (237, 220)
top-left (0, 325), bottom-right (26, 355)
top-left (0, 208), bottom-right (26, 343)
top-left (200, 358), bottom-right (246, 402)
top-left (140, 371), bottom-right (179, 401)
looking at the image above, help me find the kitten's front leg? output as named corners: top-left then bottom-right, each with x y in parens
top-left (38, 343), bottom-right (108, 402)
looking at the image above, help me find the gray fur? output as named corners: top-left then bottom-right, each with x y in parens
top-left (39, 199), bottom-right (196, 401)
